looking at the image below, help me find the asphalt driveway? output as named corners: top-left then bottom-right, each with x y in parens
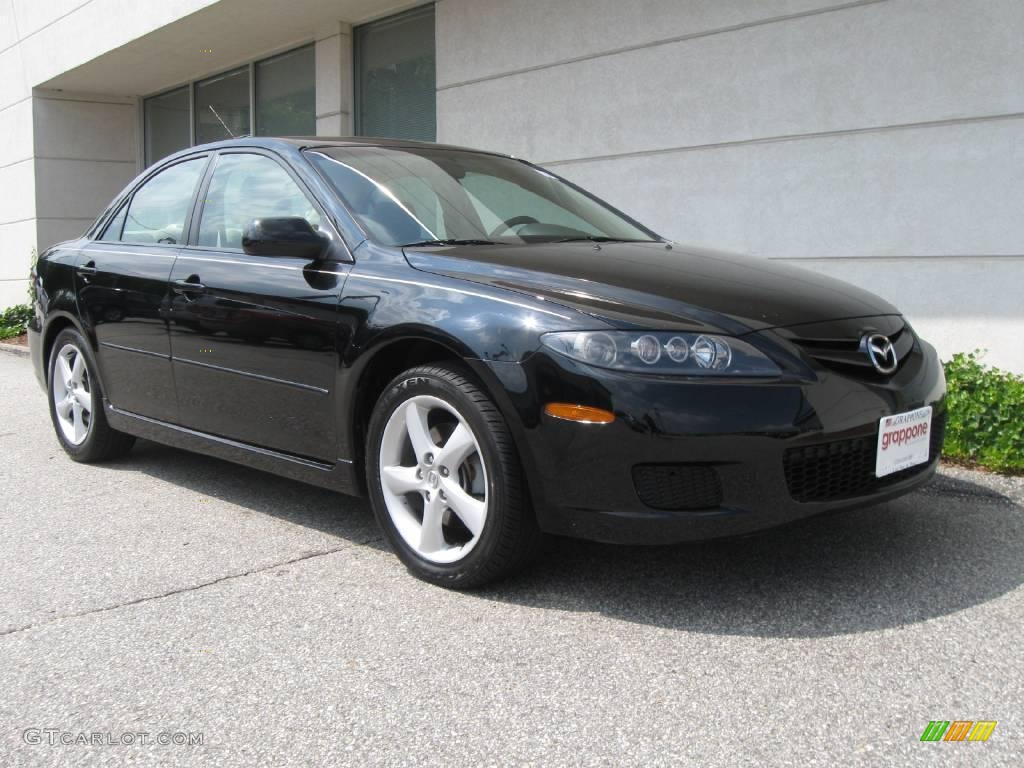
top-left (0, 349), bottom-right (1021, 766)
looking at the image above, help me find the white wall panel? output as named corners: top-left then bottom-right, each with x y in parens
top-left (438, 0), bottom-right (1024, 164)
top-left (0, 0), bottom-right (19, 50)
top-left (0, 158), bottom-right (35, 224)
top-left (437, 0), bottom-right (870, 87)
top-left (36, 217), bottom-right (93, 251)
top-left (34, 158), bottom-right (135, 222)
top-left (0, 218), bottom-right (36, 280)
top-left (9, 0), bottom-right (83, 38)
top-left (0, 46), bottom-right (29, 109)
top-left (0, 280), bottom-right (28, 307)
top-left (553, 119), bottom-right (1024, 259)
top-left (33, 95), bottom-right (137, 162)
top-left (0, 97), bottom-right (34, 166)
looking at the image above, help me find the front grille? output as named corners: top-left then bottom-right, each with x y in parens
top-left (633, 464), bottom-right (723, 510)
top-left (783, 411), bottom-right (945, 503)
top-left (789, 323), bottom-right (914, 377)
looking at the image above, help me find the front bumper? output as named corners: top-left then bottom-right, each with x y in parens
top-left (480, 328), bottom-right (946, 544)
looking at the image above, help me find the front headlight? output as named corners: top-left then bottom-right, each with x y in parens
top-left (541, 331), bottom-right (780, 376)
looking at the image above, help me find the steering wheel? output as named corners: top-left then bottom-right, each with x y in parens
top-left (489, 215), bottom-right (539, 238)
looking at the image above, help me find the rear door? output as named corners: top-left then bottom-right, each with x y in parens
top-left (167, 150), bottom-right (350, 460)
top-left (78, 154), bottom-right (209, 422)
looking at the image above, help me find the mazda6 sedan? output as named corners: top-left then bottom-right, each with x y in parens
top-left (29, 137), bottom-right (946, 588)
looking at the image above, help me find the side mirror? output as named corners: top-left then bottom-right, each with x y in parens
top-left (242, 217), bottom-right (327, 259)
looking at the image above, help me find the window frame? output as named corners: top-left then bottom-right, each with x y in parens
top-left (96, 199), bottom-right (129, 242)
top-left (90, 152), bottom-right (213, 247)
top-left (184, 147), bottom-right (350, 262)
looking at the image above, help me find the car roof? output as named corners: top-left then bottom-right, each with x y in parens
top-left (177, 135), bottom-right (515, 159)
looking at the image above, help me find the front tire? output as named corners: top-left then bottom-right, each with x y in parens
top-left (366, 363), bottom-right (540, 588)
top-left (47, 328), bottom-right (135, 462)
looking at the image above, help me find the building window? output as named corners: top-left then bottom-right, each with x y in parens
top-left (195, 66), bottom-right (251, 145)
top-left (256, 46), bottom-right (316, 137)
top-left (144, 86), bottom-right (190, 166)
top-left (354, 4), bottom-right (436, 142)
top-left (143, 44), bottom-right (315, 166)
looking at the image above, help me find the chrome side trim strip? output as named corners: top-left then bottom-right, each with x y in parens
top-left (86, 248), bottom-right (177, 259)
top-left (174, 356), bottom-right (329, 394)
top-left (99, 341), bottom-right (170, 359)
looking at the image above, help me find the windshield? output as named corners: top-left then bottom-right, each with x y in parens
top-left (305, 146), bottom-right (658, 247)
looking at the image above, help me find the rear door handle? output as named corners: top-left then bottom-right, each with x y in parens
top-left (172, 277), bottom-right (205, 294)
top-left (77, 261), bottom-right (97, 277)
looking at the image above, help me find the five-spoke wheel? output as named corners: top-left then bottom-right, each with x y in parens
top-left (379, 394), bottom-right (489, 564)
top-left (46, 327), bottom-right (135, 462)
top-left (367, 364), bottom-right (540, 588)
top-left (52, 342), bottom-right (93, 445)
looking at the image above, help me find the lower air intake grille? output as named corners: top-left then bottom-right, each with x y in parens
top-left (784, 412), bottom-right (946, 503)
top-left (632, 464), bottom-right (723, 510)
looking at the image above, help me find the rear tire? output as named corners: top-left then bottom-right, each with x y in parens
top-left (47, 328), bottom-right (135, 462)
top-left (366, 363), bottom-right (541, 588)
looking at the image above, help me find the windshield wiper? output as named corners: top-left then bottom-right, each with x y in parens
top-left (401, 238), bottom-right (497, 247)
top-left (551, 236), bottom-right (640, 243)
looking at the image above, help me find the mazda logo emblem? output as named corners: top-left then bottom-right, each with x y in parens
top-left (863, 333), bottom-right (898, 374)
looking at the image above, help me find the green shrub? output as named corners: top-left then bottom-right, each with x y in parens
top-left (27, 248), bottom-right (38, 304)
top-left (0, 303), bottom-right (32, 340)
top-left (942, 351), bottom-right (1024, 473)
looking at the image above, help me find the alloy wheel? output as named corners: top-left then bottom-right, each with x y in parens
top-left (52, 343), bottom-right (93, 445)
top-left (378, 394), bottom-right (489, 564)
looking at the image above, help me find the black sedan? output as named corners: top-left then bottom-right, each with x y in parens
top-left (29, 137), bottom-right (946, 588)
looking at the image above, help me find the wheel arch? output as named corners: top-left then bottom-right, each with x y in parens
top-left (40, 312), bottom-right (89, 386)
top-left (344, 332), bottom-right (537, 501)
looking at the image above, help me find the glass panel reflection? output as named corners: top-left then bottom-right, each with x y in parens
top-left (195, 67), bottom-right (250, 144)
top-left (256, 45), bottom-right (315, 137)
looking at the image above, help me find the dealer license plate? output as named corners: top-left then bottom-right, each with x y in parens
top-left (875, 406), bottom-right (933, 478)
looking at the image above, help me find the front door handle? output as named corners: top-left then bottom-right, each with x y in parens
top-left (172, 276), bottom-right (206, 294)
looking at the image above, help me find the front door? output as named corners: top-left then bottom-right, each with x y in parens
top-left (167, 151), bottom-right (348, 461)
top-left (78, 155), bottom-right (209, 422)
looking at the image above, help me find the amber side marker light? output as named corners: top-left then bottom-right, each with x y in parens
top-left (544, 403), bottom-right (615, 424)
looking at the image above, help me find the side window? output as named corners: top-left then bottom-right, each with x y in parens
top-left (121, 157), bottom-right (206, 245)
top-left (197, 153), bottom-right (321, 250)
top-left (98, 202), bottom-right (128, 242)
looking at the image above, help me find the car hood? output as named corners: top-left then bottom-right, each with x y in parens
top-left (403, 241), bottom-right (899, 335)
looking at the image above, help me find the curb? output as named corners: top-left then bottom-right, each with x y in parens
top-left (0, 342), bottom-right (29, 358)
